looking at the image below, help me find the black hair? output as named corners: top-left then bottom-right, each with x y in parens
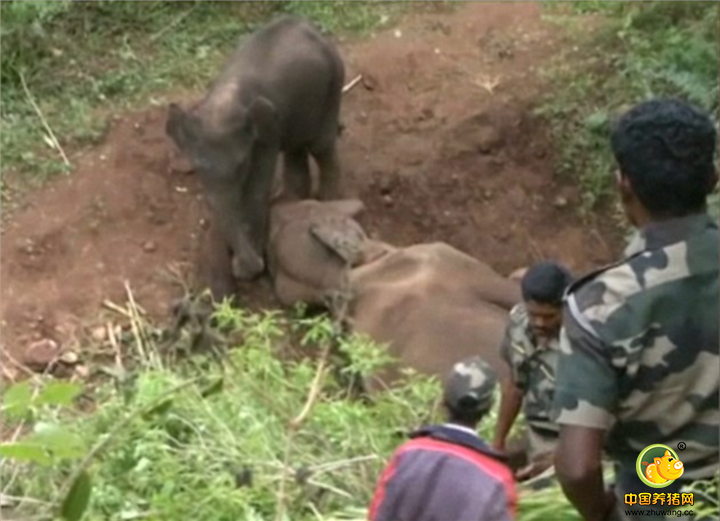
top-left (520, 261), bottom-right (573, 305)
top-left (446, 403), bottom-right (487, 426)
top-left (610, 98), bottom-right (718, 217)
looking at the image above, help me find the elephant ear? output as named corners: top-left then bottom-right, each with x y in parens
top-left (310, 219), bottom-right (367, 266)
top-left (247, 96), bottom-right (278, 145)
top-left (166, 103), bottom-right (197, 151)
top-left (321, 199), bottom-right (366, 219)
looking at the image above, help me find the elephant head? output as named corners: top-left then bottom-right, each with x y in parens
top-left (165, 95), bottom-right (279, 281)
top-left (267, 198), bottom-right (385, 307)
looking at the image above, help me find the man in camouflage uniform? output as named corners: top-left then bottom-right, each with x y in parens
top-left (493, 261), bottom-right (574, 481)
top-left (552, 98), bottom-right (719, 521)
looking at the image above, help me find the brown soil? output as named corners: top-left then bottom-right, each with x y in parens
top-left (0, 2), bottom-right (624, 375)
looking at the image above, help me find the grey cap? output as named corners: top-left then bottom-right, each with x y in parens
top-left (443, 356), bottom-right (497, 414)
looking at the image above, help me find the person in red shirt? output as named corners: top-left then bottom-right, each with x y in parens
top-left (368, 356), bottom-right (517, 521)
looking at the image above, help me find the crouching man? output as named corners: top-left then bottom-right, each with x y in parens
top-left (368, 356), bottom-right (517, 521)
top-left (493, 261), bottom-right (573, 481)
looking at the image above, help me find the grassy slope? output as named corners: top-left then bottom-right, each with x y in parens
top-left (537, 1), bottom-right (718, 218)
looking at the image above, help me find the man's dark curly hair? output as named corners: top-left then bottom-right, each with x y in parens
top-left (610, 98), bottom-right (717, 218)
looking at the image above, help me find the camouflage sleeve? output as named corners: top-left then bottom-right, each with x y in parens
top-left (498, 322), bottom-right (513, 367)
top-left (498, 317), bottom-right (521, 388)
top-left (551, 293), bottom-right (619, 430)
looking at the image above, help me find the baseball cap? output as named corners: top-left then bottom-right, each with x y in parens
top-left (443, 356), bottom-right (497, 414)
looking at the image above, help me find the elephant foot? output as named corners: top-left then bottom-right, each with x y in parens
top-left (231, 250), bottom-right (266, 281)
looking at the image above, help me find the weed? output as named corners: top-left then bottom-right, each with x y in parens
top-left (538, 1), bottom-right (718, 213)
top-left (0, 299), bottom-right (583, 521)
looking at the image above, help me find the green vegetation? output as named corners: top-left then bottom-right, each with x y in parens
top-left (1, 300), bottom-right (587, 521)
top-left (537, 1), bottom-right (719, 215)
top-left (0, 0), bottom-right (411, 184)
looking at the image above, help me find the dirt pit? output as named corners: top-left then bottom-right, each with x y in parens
top-left (0, 3), bottom-right (624, 374)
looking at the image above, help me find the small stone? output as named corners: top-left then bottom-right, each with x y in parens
top-left (23, 338), bottom-right (61, 372)
top-left (382, 195), bottom-right (394, 207)
top-left (74, 365), bottom-right (90, 379)
top-left (143, 241), bottom-right (157, 253)
top-left (59, 351), bottom-right (80, 365)
top-left (553, 196), bottom-right (568, 208)
top-left (379, 177), bottom-right (394, 195)
top-left (91, 326), bottom-right (107, 342)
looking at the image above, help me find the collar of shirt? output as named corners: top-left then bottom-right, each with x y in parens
top-left (442, 423), bottom-right (479, 437)
top-left (630, 213), bottom-right (715, 253)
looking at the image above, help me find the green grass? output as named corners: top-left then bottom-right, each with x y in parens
top-left (0, 300), bottom-right (588, 521)
top-left (537, 1), bottom-right (719, 214)
top-left (0, 1), bottom-right (414, 187)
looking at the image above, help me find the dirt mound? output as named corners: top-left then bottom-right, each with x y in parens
top-left (0, 2), bottom-right (623, 372)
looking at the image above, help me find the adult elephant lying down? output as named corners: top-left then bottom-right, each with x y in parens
top-left (268, 199), bottom-right (523, 392)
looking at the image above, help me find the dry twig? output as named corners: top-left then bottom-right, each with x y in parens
top-left (19, 71), bottom-right (71, 168)
top-left (124, 281), bottom-right (151, 365)
top-left (274, 267), bottom-right (353, 521)
top-left (102, 300), bottom-right (133, 319)
top-left (107, 322), bottom-right (124, 371)
top-left (342, 74), bottom-right (364, 95)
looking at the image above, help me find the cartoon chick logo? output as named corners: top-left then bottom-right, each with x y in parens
top-left (636, 444), bottom-right (684, 488)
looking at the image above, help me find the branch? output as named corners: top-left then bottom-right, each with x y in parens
top-left (274, 342), bottom-right (332, 521)
top-left (19, 71), bottom-right (71, 168)
top-left (342, 74), bottom-right (363, 95)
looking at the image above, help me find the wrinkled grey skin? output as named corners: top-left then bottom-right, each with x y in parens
top-left (165, 15), bottom-right (345, 301)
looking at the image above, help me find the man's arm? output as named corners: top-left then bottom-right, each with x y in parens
top-left (555, 425), bottom-right (614, 521)
top-left (552, 294), bottom-right (621, 521)
top-left (493, 321), bottom-right (523, 451)
top-left (493, 374), bottom-right (523, 451)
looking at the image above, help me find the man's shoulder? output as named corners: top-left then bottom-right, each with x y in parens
top-left (567, 232), bottom-right (718, 321)
top-left (400, 432), bottom-right (513, 480)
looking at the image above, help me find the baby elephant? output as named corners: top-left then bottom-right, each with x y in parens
top-left (267, 198), bottom-right (371, 308)
top-left (165, 15), bottom-right (346, 301)
top-left (266, 198), bottom-right (524, 394)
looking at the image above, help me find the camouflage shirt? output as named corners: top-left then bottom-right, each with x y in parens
top-left (552, 213), bottom-right (719, 481)
top-left (500, 303), bottom-right (560, 437)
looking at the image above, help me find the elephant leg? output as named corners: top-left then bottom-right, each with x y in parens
top-left (242, 145), bottom-right (280, 260)
top-left (282, 150), bottom-right (312, 200)
top-left (200, 222), bottom-right (236, 303)
top-left (312, 141), bottom-right (341, 201)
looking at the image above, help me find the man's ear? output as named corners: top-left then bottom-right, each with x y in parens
top-left (166, 103), bottom-right (196, 151)
top-left (247, 96), bottom-right (278, 145)
top-left (616, 169), bottom-right (634, 204)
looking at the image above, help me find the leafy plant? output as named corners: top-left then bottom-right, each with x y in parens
top-left (538, 1), bottom-right (718, 212)
top-left (2, 303), bottom-right (581, 521)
